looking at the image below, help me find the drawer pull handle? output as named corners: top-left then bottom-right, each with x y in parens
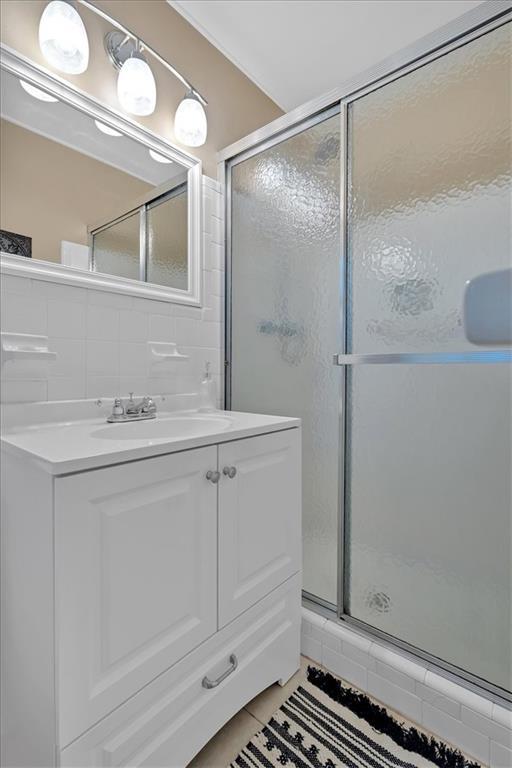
top-left (206, 470), bottom-right (221, 484)
top-left (202, 654), bottom-right (238, 689)
top-left (222, 465), bottom-right (237, 479)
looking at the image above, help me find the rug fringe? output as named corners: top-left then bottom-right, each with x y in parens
top-left (307, 666), bottom-right (481, 768)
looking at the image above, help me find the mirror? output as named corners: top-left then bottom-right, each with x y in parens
top-left (0, 51), bottom-right (202, 305)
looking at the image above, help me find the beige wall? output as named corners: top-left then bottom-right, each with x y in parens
top-left (0, 118), bottom-right (152, 262)
top-left (0, 0), bottom-right (283, 176)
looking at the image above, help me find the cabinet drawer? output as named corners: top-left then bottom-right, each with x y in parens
top-left (55, 447), bottom-right (218, 748)
top-left (218, 428), bottom-right (301, 626)
top-left (60, 572), bottom-right (301, 768)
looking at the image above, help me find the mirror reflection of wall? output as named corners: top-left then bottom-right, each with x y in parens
top-left (0, 68), bottom-right (190, 292)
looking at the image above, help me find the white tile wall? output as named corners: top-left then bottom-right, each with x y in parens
top-left (0, 177), bottom-right (224, 407)
top-left (301, 608), bottom-right (512, 767)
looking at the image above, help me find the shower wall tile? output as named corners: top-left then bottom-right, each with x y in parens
top-left (490, 740), bottom-right (512, 768)
top-left (415, 681), bottom-right (461, 719)
top-left (422, 703), bottom-right (490, 765)
top-left (301, 608), bottom-right (510, 766)
top-left (493, 704), bottom-right (512, 731)
top-left (322, 646), bottom-right (368, 691)
top-left (374, 660), bottom-right (417, 693)
top-left (0, 177), bottom-right (225, 406)
top-left (461, 706), bottom-right (512, 748)
top-left (368, 670), bottom-right (422, 723)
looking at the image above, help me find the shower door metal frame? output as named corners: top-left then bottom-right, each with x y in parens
top-left (220, 0), bottom-right (512, 703)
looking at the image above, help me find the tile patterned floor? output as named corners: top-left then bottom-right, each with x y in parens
top-left (187, 657), bottom-right (309, 767)
top-left (187, 656), bottom-right (486, 767)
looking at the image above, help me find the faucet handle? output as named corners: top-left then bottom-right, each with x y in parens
top-left (112, 397), bottom-right (124, 417)
top-left (142, 396), bottom-right (157, 414)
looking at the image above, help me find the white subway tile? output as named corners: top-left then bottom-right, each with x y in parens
top-left (368, 671), bottom-right (422, 723)
top-left (301, 635), bottom-right (323, 665)
top-left (493, 704), bottom-right (512, 731)
top-left (415, 682), bottom-right (461, 719)
top-left (461, 706), bottom-right (511, 748)
top-left (1, 293), bottom-right (47, 334)
top-left (211, 216), bottom-right (223, 245)
top-left (324, 620), bottom-right (372, 653)
top-left (47, 377), bottom-right (86, 401)
top-left (119, 342), bottom-right (148, 377)
top-left (87, 290), bottom-right (133, 309)
top-left (119, 310), bottom-right (148, 342)
top-left (323, 646), bottom-right (367, 691)
top-left (86, 340), bottom-right (119, 377)
top-left (422, 702), bottom-right (490, 765)
top-left (149, 313), bottom-right (176, 342)
top-left (86, 376), bottom-right (120, 399)
top-left (370, 644), bottom-right (426, 684)
top-left (87, 305), bottom-right (120, 340)
top-left (322, 631), bottom-right (342, 652)
top-left (375, 660), bottom-right (416, 694)
top-left (48, 299), bottom-right (86, 339)
top-left (302, 607), bottom-right (327, 632)
top-left (148, 377), bottom-right (178, 396)
top-left (301, 618), bottom-right (312, 637)
top-left (33, 281), bottom-right (87, 302)
top-left (342, 641), bottom-right (376, 671)
top-left (424, 670), bottom-right (492, 718)
top-left (119, 377), bottom-right (149, 398)
top-left (1, 274), bottom-right (32, 295)
top-left (491, 740), bottom-right (512, 768)
top-left (1, 379), bottom-right (47, 403)
top-left (176, 317), bottom-right (201, 347)
top-left (48, 339), bottom-right (86, 378)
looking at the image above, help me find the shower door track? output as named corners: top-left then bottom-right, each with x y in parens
top-left (220, 1), bottom-right (512, 704)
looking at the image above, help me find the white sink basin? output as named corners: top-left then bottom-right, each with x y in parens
top-left (92, 414), bottom-right (233, 441)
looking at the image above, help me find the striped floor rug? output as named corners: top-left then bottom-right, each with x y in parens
top-left (231, 666), bottom-right (482, 768)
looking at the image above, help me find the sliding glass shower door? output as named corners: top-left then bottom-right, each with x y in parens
top-left (228, 109), bottom-right (342, 606)
top-left (227, 16), bottom-right (511, 697)
top-left (344, 21), bottom-right (511, 695)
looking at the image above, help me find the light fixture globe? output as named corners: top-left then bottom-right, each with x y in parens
top-left (117, 55), bottom-right (156, 116)
top-left (174, 91), bottom-right (207, 147)
top-left (38, 0), bottom-right (89, 74)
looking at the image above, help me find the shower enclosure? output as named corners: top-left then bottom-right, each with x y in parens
top-left (223, 7), bottom-right (511, 700)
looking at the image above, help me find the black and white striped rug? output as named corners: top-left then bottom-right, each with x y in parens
top-left (231, 666), bottom-right (482, 768)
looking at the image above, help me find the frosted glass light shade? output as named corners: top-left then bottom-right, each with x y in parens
top-left (39, 0), bottom-right (89, 74)
top-left (174, 92), bottom-right (207, 147)
top-left (117, 56), bottom-right (156, 116)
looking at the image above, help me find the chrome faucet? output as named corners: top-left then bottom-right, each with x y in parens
top-left (107, 393), bottom-right (157, 423)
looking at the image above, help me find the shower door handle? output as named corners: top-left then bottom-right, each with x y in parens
top-left (333, 351), bottom-right (512, 365)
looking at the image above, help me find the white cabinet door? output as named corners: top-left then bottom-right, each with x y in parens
top-left (218, 428), bottom-right (301, 626)
top-left (55, 446), bottom-right (218, 747)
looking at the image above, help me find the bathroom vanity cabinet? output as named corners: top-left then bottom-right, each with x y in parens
top-left (1, 415), bottom-right (301, 767)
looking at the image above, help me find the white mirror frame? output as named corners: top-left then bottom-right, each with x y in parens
top-left (0, 44), bottom-right (202, 306)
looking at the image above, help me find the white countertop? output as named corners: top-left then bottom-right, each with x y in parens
top-left (1, 406), bottom-right (300, 475)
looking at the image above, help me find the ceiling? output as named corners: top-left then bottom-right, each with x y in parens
top-left (170, 0), bottom-right (484, 111)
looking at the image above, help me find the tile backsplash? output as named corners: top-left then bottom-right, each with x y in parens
top-left (0, 177), bottom-right (224, 406)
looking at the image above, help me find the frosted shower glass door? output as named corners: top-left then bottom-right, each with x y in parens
top-left (229, 111), bottom-right (341, 605)
top-left (345, 23), bottom-right (511, 692)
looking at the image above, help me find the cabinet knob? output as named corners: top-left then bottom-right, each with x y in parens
top-left (222, 466), bottom-right (237, 479)
top-left (206, 470), bottom-right (221, 484)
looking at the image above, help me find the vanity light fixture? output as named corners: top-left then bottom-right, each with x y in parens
top-left (39, 0), bottom-right (89, 75)
top-left (117, 51), bottom-right (157, 117)
top-left (149, 149), bottom-right (173, 164)
top-left (19, 79), bottom-right (59, 103)
top-left (174, 90), bottom-right (208, 148)
top-left (77, 0), bottom-right (208, 147)
top-left (94, 119), bottom-right (123, 137)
